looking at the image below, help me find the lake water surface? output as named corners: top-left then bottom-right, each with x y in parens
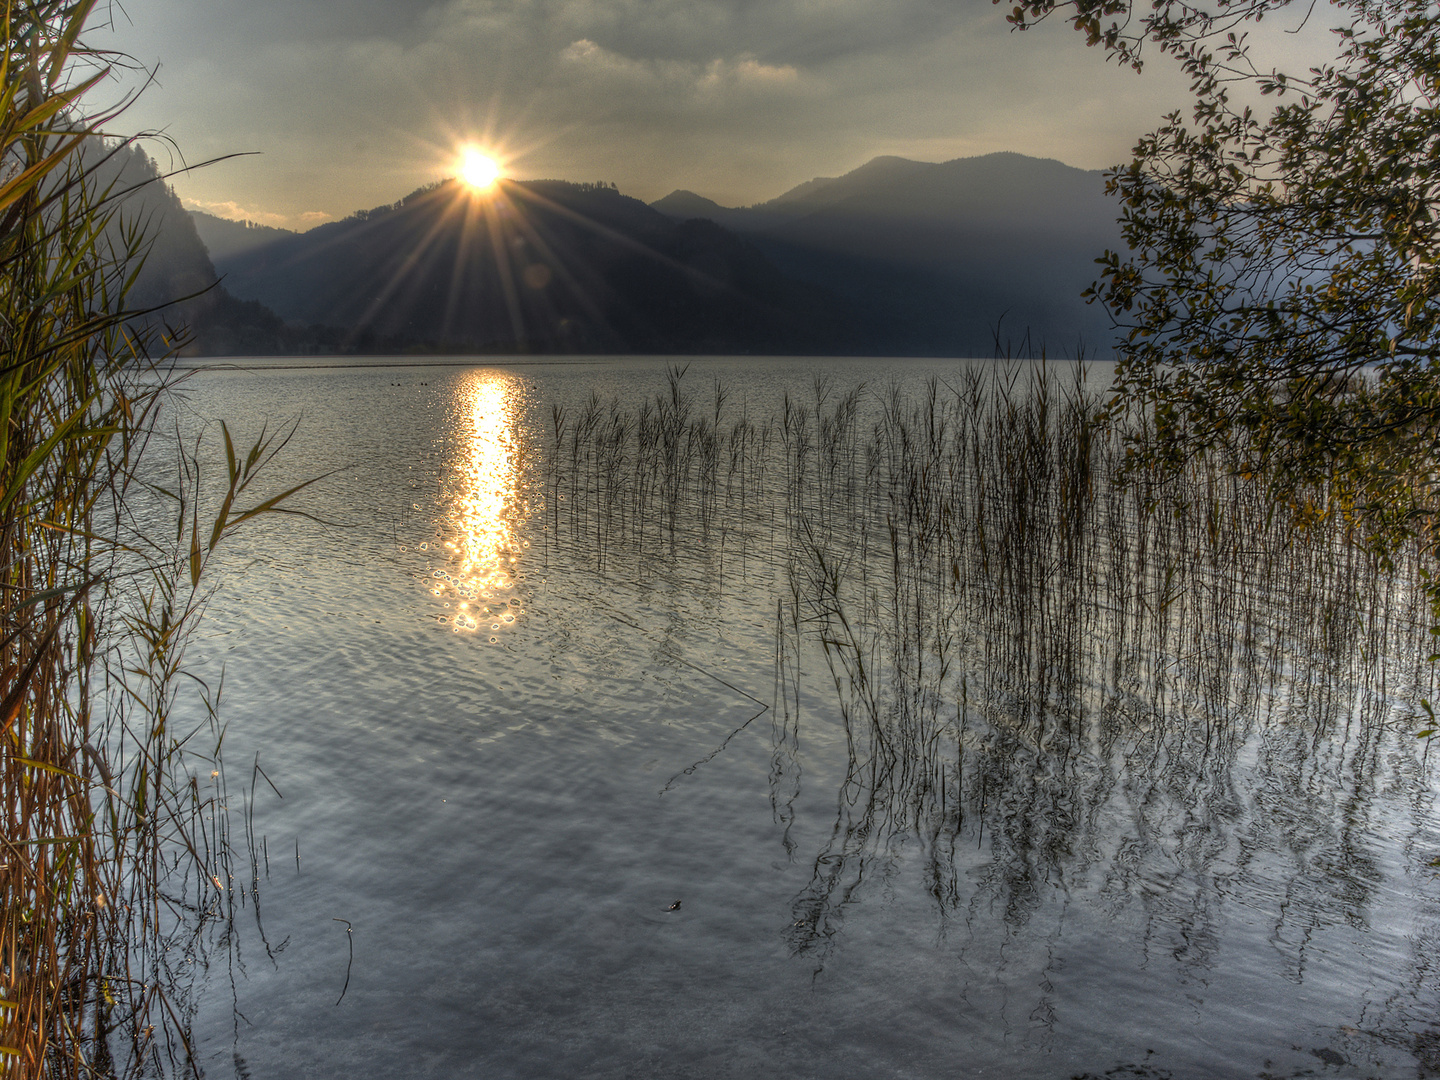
top-left (169, 356), bottom-right (1440, 1079)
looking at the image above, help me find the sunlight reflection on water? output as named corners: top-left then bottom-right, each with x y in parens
top-left (433, 372), bottom-right (529, 637)
top-left (170, 358), bottom-right (1440, 1080)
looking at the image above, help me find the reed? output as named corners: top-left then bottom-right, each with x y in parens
top-left (540, 362), bottom-right (1438, 959)
top-left (0, 5), bottom-right (308, 1075)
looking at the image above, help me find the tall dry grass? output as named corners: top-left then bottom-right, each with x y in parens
top-left (0, 5), bottom-right (308, 1075)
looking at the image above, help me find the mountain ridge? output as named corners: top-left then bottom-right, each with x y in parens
top-left (184, 150), bottom-right (1125, 356)
top-left (190, 211), bottom-right (296, 262)
top-left (649, 151), bottom-right (1120, 354)
top-left (212, 178), bottom-right (866, 354)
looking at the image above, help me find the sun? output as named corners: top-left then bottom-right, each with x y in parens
top-left (458, 147), bottom-right (503, 191)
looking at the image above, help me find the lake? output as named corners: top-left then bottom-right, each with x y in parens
top-left (164, 355), bottom-right (1440, 1079)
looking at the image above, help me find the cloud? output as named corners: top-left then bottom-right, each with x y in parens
top-left (182, 197), bottom-right (333, 231)
top-left (730, 58), bottom-right (801, 85)
top-left (559, 38), bottom-right (649, 77)
top-left (559, 38), bottom-right (802, 97)
top-left (106, 0), bottom-right (1208, 214)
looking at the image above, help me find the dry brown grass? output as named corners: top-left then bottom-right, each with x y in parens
top-left (0, 5), bottom-right (309, 1075)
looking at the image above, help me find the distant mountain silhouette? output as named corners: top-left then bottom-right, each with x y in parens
top-left (652, 152), bottom-right (1123, 355)
top-left (89, 143), bottom-right (354, 356)
top-left (82, 142), bottom-right (215, 316)
top-left (191, 211), bottom-right (295, 262)
top-left (213, 180), bottom-right (862, 354)
top-left (178, 151), bottom-right (1125, 357)
top-left (648, 157), bottom-right (939, 233)
top-left (760, 155), bottom-right (935, 218)
top-left (649, 190), bottom-right (735, 225)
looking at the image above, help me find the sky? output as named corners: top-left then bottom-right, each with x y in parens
top-left (97, 0), bottom-right (1336, 231)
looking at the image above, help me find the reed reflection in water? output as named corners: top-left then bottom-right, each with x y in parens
top-left (542, 365), bottom-right (1440, 1067)
top-left (432, 372), bottom-right (531, 637)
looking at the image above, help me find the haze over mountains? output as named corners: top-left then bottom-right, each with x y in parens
top-left (189, 212), bottom-right (294, 262)
top-left (84, 143), bottom-right (327, 356)
top-left (122, 150), bottom-right (1126, 356)
top-left (213, 180), bottom-right (859, 355)
top-left (650, 153), bottom-right (1121, 355)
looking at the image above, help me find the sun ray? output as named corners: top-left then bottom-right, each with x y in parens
top-left (440, 186), bottom-right (490, 341)
top-left (496, 187), bottom-right (617, 333)
top-left (480, 190), bottom-right (529, 344)
top-left (346, 196), bottom-right (471, 340)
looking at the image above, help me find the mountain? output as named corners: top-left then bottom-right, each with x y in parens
top-left (648, 190), bottom-right (736, 225)
top-left (760, 155), bottom-right (934, 219)
top-left (190, 211), bottom-right (295, 262)
top-left (182, 150), bottom-right (1124, 358)
top-left (649, 157), bottom-right (937, 232)
top-left (85, 143), bottom-right (347, 356)
top-left (651, 152), bottom-right (1123, 355)
top-left (84, 143), bottom-right (216, 316)
top-left (213, 180), bottom-right (863, 354)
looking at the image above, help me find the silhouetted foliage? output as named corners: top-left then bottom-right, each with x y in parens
top-left (1003, 0), bottom-right (1287, 66)
top-left (1013, 0), bottom-right (1440, 596)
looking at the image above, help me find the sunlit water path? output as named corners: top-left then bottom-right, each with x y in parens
top-left (170, 357), bottom-right (1440, 1079)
